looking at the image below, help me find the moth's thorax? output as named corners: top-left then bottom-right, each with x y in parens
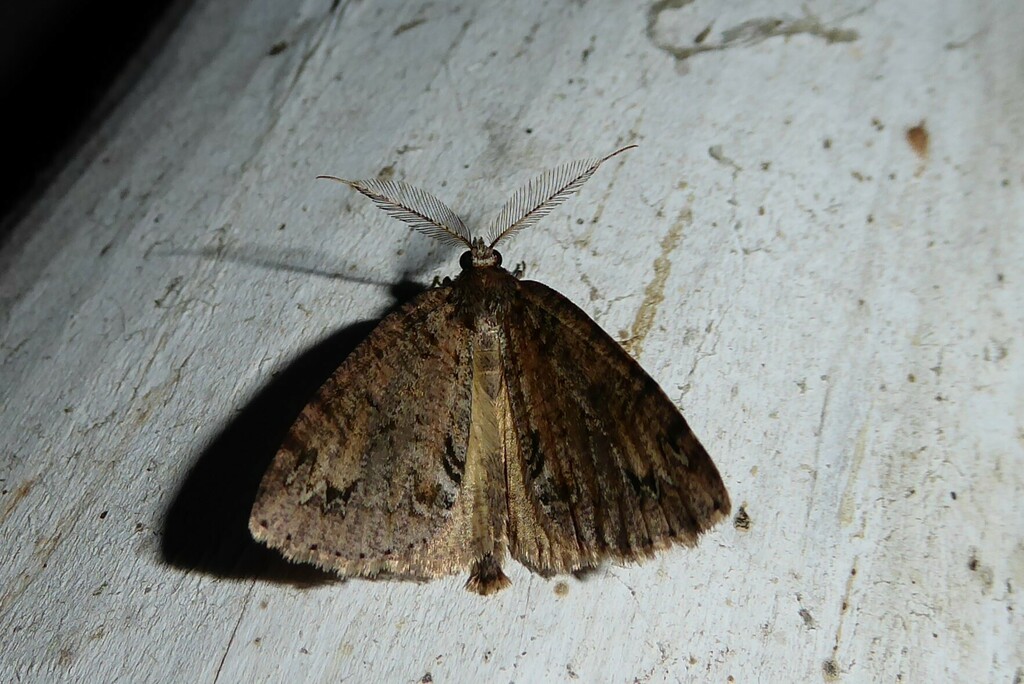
top-left (451, 257), bottom-right (518, 325)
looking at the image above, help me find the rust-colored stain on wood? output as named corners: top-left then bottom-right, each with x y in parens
top-left (0, 478), bottom-right (36, 527)
top-left (906, 121), bottom-right (929, 159)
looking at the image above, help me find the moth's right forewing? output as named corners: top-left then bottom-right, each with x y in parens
top-left (500, 280), bottom-right (730, 575)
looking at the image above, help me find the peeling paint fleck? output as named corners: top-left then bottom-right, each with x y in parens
top-left (623, 208), bottom-right (688, 358)
top-left (647, 2), bottom-right (859, 63)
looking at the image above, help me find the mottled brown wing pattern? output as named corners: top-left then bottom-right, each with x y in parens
top-left (249, 286), bottom-right (480, 580)
top-left (501, 280), bottom-right (731, 575)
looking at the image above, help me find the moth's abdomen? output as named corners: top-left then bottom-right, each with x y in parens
top-left (460, 322), bottom-right (512, 593)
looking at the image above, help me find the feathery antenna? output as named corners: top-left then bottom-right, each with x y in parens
top-left (319, 176), bottom-right (472, 248)
top-left (486, 145), bottom-right (636, 248)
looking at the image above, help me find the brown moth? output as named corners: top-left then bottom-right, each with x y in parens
top-left (249, 146), bottom-right (731, 594)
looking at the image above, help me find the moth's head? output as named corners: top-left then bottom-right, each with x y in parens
top-left (461, 236), bottom-right (502, 270)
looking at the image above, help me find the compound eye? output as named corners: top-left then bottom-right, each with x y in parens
top-left (459, 251), bottom-right (473, 270)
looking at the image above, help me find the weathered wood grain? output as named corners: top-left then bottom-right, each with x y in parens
top-left (1, 0), bottom-right (1020, 681)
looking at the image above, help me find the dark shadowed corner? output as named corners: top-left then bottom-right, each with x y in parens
top-left (160, 278), bottom-right (427, 585)
top-left (0, 0), bottom-right (188, 249)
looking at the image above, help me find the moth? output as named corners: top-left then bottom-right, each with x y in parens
top-left (249, 146), bottom-right (731, 594)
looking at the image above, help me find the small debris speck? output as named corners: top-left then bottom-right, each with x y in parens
top-left (823, 658), bottom-right (841, 680)
top-left (733, 506), bottom-right (751, 530)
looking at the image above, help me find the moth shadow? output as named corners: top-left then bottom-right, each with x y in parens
top-left (161, 279), bottom-right (427, 585)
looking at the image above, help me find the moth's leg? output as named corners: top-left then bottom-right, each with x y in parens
top-left (465, 552), bottom-right (512, 595)
top-left (431, 275), bottom-right (453, 288)
top-left (511, 262), bottom-right (527, 279)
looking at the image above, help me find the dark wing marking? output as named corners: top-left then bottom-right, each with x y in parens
top-left (502, 280), bottom-right (730, 574)
top-left (250, 286), bottom-right (478, 580)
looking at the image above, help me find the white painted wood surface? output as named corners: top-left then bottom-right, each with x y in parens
top-left (2, 0), bottom-right (1020, 681)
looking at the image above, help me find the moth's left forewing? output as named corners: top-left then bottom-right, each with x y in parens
top-left (499, 280), bottom-right (730, 576)
top-left (249, 286), bottom-right (480, 581)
